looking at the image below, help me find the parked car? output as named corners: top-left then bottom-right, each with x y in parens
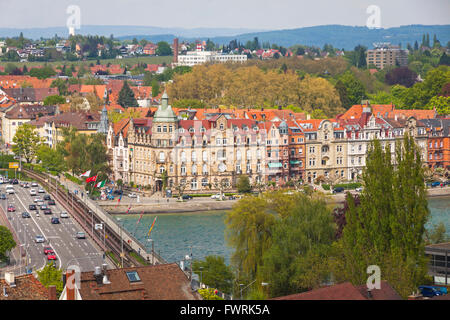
top-left (7, 205), bottom-right (15, 212)
top-left (29, 204), bottom-right (37, 210)
top-left (12, 179), bottom-right (18, 185)
top-left (51, 217), bottom-right (60, 224)
top-left (35, 235), bottom-right (45, 243)
top-left (355, 187), bottom-right (363, 192)
top-left (128, 192), bottom-right (137, 198)
top-left (431, 181), bottom-right (441, 188)
top-left (60, 212), bottom-right (69, 218)
top-left (43, 247), bottom-right (53, 255)
top-left (43, 195), bottom-right (51, 201)
top-left (76, 232), bottom-right (86, 239)
top-left (113, 190), bottom-right (123, 196)
top-left (211, 193), bottom-right (225, 200)
top-left (182, 194), bottom-right (193, 200)
top-left (44, 209), bottom-right (52, 215)
top-left (418, 286), bottom-right (443, 297)
top-left (48, 200), bottom-right (56, 205)
top-left (333, 187), bottom-right (345, 194)
top-left (22, 212), bottom-right (30, 218)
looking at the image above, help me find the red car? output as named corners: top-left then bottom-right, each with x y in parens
top-left (43, 247), bottom-right (53, 255)
top-left (47, 251), bottom-right (57, 260)
top-left (7, 205), bottom-right (15, 212)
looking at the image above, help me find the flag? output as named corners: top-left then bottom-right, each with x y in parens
top-left (115, 193), bottom-right (122, 208)
top-left (85, 175), bottom-right (98, 183)
top-left (80, 170), bottom-right (91, 177)
top-left (125, 205), bottom-right (132, 214)
top-left (136, 211), bottom-right (144, 225)
top-left (95, 180), bottom-right (106, 188)
top-left (147, 216), bottom-right (157, 237)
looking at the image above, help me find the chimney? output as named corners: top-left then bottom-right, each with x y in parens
top-left (367, 289), bottom-right (372, 299)
top-left (48, 285), bottom-right (57, 300)
top-left (173, 38), bottom-right (179, 63)
top-left (93, 266), bottom-right (103, 285)
top-left (2, 287), bottom-right (8, 298)
top-left (306, 114), bottom-right (311, 120)
top-left (65, 269), bottom-right (76, 300)
top-left (5, 272), bottom-right (16, 287)
top-left (101, 264), bottom-right (110, 284)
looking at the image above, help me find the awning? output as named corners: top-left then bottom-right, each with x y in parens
top-left (268, 162), bottom-right (282, 168)
top-left (290, 160), bottom-right (301, 165)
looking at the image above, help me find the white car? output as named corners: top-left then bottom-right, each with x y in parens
top-left (355, 187), bottom-right (363, 192)
top-left (38, 188), bottom-right (45, 193)
top-left (35, 235), bottom-right (45, 243)
top-left (31, 182), bottom-right (38, 187)
top-left (6, 187), bottom-right (14, 194)
top-left (60, 212), bottom-right (69, 218)
top-left (128, 193), bottom-right (137, 198)
top-left (34, 197), bottom-right (42, 203)
top-left (30, 189), bottom-right (37, 196)
top-left (211, 193), bottom-right (225, 200)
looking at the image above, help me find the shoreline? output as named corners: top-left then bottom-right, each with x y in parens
top-left (99, 187), bottom-right (450, 215)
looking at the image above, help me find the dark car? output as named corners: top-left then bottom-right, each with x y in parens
top-left (431, 181), bottom-right (441, 188)
top-left (29, 204), bottom-right (37, 210)
top-left (418, 286), bottom-right (442, 297)
top-left (333, 187), bottom-right (345, 194)
top-left (44, 209), bottom-right (52, 215)
top-left (43, 195), bottom-right (51, 201)
top-left (113, 190), bottom-right (123, 196)
top-left (22, 212), bottom-right (31, 218)
top-left (51, 217), bottom-right (60, 224)
top-left (48, 200), bottom-right (56, 206)
top-left (0, 194), bottom-right (6, 200)
top-left (12, 179), bottom-right (18, 185)
top-left (182, 194), bottom-right (193, 200)
top-left (40, 204), bottom-right (48, 210)
top-left (76, 232), bottom-right (85, 239)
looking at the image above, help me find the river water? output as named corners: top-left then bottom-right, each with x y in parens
top-left (115, 196), bottom-right (449, 265)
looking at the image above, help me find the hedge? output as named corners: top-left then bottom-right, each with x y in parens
top-left (64, 173), bottom-right (83, 185)
top-left (322, 184), bottom-right (331, 190)
top-left (333, 183), bottom-right (362, 190)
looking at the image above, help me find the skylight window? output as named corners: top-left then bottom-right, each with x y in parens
top-left (126, 271), bottom-right (141, 283)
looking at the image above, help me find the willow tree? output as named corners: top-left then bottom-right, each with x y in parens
top-left (332, 134), bottom-right (430, 298)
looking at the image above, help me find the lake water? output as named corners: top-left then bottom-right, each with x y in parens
top-left (116, 196), bottom-right (449, 265)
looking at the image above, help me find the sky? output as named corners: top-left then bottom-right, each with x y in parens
top-left (0, 0), bottom-right (449, 30)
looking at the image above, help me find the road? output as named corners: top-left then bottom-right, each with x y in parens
top-left (0, 179), bottom-right (112, 274)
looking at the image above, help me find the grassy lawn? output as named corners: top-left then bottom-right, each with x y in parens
top-left (0, 55), bottom-right (173, 68)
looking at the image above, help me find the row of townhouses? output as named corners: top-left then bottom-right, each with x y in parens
top-left (106, 93), bottom-right (448, 193)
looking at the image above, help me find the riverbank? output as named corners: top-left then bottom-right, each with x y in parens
top-left (99, 187), bottom-right (450, 215)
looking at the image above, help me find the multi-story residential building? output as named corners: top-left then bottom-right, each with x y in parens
top-left (288, 121), bottom-right (306, 181)
top-left (421, 118), bottom-right (450, 170)
top-left (366, 43), bottom-right (409, 69)
top-left (175, 50), bottom-right (247, 67)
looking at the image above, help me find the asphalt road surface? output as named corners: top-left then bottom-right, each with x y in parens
top-left (0, 180), bottom-right (111, 274)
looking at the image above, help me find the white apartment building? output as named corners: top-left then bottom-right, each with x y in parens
top-left (176, 50), bottom-right (247, 67)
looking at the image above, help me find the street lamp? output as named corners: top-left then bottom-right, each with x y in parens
top-left (147, 238), bottom-right (154, 265)
top-left (116, 217), bottom-right (124, 268)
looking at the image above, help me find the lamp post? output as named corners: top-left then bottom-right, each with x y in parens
top-left (147, 238), bottom-right (154, 265)
top-left (117, 217), bottom-right (124, 268)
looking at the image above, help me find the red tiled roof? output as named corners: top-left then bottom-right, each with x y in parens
top-left (0, 274), bottom-right (49, 300)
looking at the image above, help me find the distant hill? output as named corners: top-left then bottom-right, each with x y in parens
top-left (207, 25), bottom-right (450, 49)
top-left (0, 25), bottom-right (264, 40)
top-left (1, 24), bottom-right (449, 50)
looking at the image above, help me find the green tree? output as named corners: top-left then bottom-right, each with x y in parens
top-left (36, 263), bottom-right (63, 297)
top-left (12, 123), bottom-right (43, 163)
top-left (156, 41), bottom-right (172, 56)
top-left (192, 255), bottom-right (234, 293)
top-left (425, 222), bottom-right (449, 244)
top-left (117, 81), bottom-right (138, 107)
top-left (0, 226), bottom-right (16, 262)
top-left (43, 95), bottom-right (66, 106)
top-left (338, 71), bottom-right (367, 106)
top-left (36, 144), bottom-right (66, 172)
top-left (236, 175), bottom-right (252, 193)
top-left (332, 134), bottom-right (430, 298)
top-left (151, 79), bottom-right (160, 97)
top-left (50, 78), bottom-right (68, 96)
top-left (259, 193), bottom-right (335, 298)
top-left (29, 66), bottom-right (56, 79)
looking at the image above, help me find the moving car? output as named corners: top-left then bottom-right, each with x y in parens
top-left (40, 204), bottom-right (48, 210)
top-left (12, 179), bottom-right (18, 185)
top-left (7, 205), bottom-right (15, 212)
top-left (29, 204), bottom-right (37, 210)
top-left (332, 187), bottom-right (345, 194)
top-left (128, 192), bottom-right (137, 198)
top-left (51, 217), bottom-right (60, 224)
top-left (35, 235), bottom-right (45, 243)
top-left (76, 232), bottom-right (86, 239)
top-left (43, 247), bottom-right (53, 255)
top-left (34, 197), bottom-right (41, 203)
top-left (23, 183), bottom-right (30, 188)
top-left (21, 212), bottom-right (30, 218)
top-left (38, 188), bottom-right (45, 193)
top-left (0, 194), bottom-right (6, 200)
top-left (48, 200), bottom-right (56, 206)
top-left (30, 189), bottom-right (37, 196)
top-left (60, 212), bottom-right (69, 218)
top-left (31, 182), bottom-right (38, 187)
top-left (44, 209), bottom-right (52, 215)
top-left (43, 195), bottom-right (51, 201)
top-left (47, 251), bottom-right (57, 261)
top-left (6, 187), bottom-right (14, 194)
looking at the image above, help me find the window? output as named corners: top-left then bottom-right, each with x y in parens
top-left (181, 151), bottom-right (186, 162)
top-left (191, 152), bottom-right (197, 162)
top-left (159, 152), bottom-right (165, 162)
top-left (192, 164), bottom-right (197, 174)
top-left (202, 178), bottom-right (208, 187)
top-left (159, 166), bottom-right (165, 173)
top-left (191, 179), bottom-right (197, 189)
top-left (202, 163), bottom-right (208, 174)
top-left (163, 126), bottom-right (167, 132)
top-left (181, 165), bottom-right (186, 175)
top-left (202, 151), bottom-right (208, 161)
top-left (126, 271), bottom-right (141, 283)
top-left (157, 126), bottom-right (161, 133)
